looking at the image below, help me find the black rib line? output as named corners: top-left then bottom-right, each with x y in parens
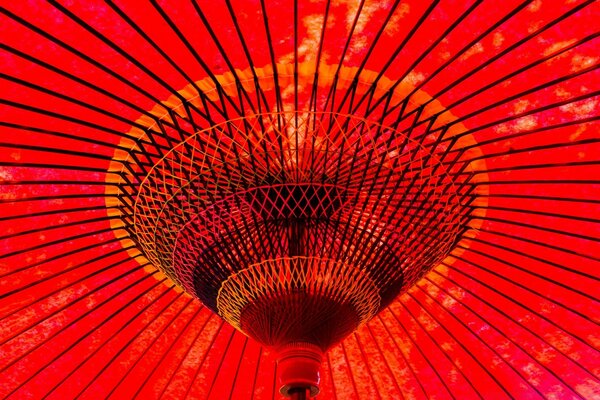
top-left (452, 245), bottom-right (598, 324)
top-left (478, 179), bottom-right (600, 185)
top-left (0, 204), bottom-right (110, 223)
top-left (158, 315), bottom-right (223, 399)
top-left (377, 0), bottom-right (594, 121)
top-left (427, 0), bottom-right (596, 106)
top-left (434, 263), bottom-right (599, 372)
top-left (257, 0), bottom-right (286, 155)
top-left (223, 0), bottom-right (273, 115)
top-left (466, 160), bottom-right (600, 177)
top-left (0, 142), bottom-right (114, 161)
top-left (377, 66), bottom-right (599, 153)
top-left (188, 1), bottom-right (259, 117)
top-left (351, 331), bottom-right (384, 400)
top-left (432, 35), bottom-right (600, 124)
top-left (70, 290), bottom-right (185, 399)
top-left (465, 137), bottom-right (600, 166)
top-left (248, 347), bottom-right (263, 400)
top-left (477, 227), bottom-right (600, 265)
top-left (0, 161), bottom-right (112, 173)
top-left (0, 214), bottom-right (120, 241)
top-left (0, 43), bottom-right (160, 122)
top-left (363, 0), bottom-right (485, 117)
top-left (0, 121), bottom-right (128, 152)
top-left (0, 235), bottom-right (134, 280)
top-left (389, 70), bottom-right (600, 155)
top-left (0, 237), bottom-right (137, 284)
top-left (339, 341), bottom-right (361, 399)
top-left (469, 203), bottom-right (600, 224)
top-left (459, 115), bottom-right (600, 154)
top-left (345, 0), bottom-right (442, 115)
top-left (0, 193), bottom-right (112, 205)
top-left (272, 353), bottom-right (278, 400)
top-left (41, 283), bottom-right (177, 399)
top-left (147, 0), bottom-right (239, 119)
top-left (470, 214), bottom-right (600, 243)
top-left (325, 352), bottom-right (339, 400)
top-left (103, 297), bottom-right (195, 400)
top-left (424, 271), bottom-right (599, 383)
top-left (479, 193), bottom-right (600, 205)
top-left (321, 0), bottom-right (366, 113)
top-left (226, 337), bottom-right (249, 400)
top-left (363, 0), bottom-right (530, 118)
top-left (397, 298), bottom-right (483, 399)
top-left (416, 278), bottom-right (550, 399)
top-left (0, 262), bottom-right (146, 347)
top-left (104, 0), bottom-right (209, 111)
top-left (382, 308), bottom-right (457, 399)
top-left (456, 239), bottom-right (599, 302)
top-left (180, 318), bottom-right (225, 398)
top-left (331, 0), bottom-right (402, 114)
top-left (0, 247), bottom-right (137, 305)
top-left (0, 226), bottom-right (118, 260)
top-left (406, 289), bottom-right (514, 399)
top-left (0, 73), bottom-right (153, 134)
top-left (395, 107), bottom-right (599, 169)
top-left (1, 271), bottom-right (159, 377)
top-left (0, 6), bottom-right (170, 113)
top-left (364, 322), bottom-right (410, 398)
top-left (130, 303), bottom-right (205, 399)
top-left (432, 84), bottom-right (599, 144)
top-left (204, 328), bottom-right (239, 398)
top-left (0, 98), bottom-right (148, 143)
top-left (15, 182), bottom-right (110, 196)
top-left (370, 316), bottom-right (432, 399)
top-left (306, 0), bottom-right (332, 117)
top-left (47, 0), bottom-right (219, 120)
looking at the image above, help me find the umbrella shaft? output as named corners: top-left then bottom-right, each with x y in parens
top-left (289, 388), bottom-right (308, 400)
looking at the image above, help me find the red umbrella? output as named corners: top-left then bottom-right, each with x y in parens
top-left (1, 0), bottom-right (599, 398)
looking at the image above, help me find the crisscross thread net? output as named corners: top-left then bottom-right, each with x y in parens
top-left (218, 256), bottom-right (380, 348)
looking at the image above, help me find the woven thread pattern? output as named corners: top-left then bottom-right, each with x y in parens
top-left (217, 257), bottom-right (381, 332)
top-left (125, 111), bottom-right (465, 314)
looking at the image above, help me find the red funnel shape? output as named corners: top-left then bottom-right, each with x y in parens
top-left (115, 111), bottom-right (467, 393)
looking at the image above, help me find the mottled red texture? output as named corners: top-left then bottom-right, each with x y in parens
top-left (0, 0), bottom-right (598, 399)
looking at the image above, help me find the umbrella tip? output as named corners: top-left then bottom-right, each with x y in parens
top-left (277, 342), bottom-right (323, 398)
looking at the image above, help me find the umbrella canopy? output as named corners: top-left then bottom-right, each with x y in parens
top-left (1, 0), bottom-right (599, 398)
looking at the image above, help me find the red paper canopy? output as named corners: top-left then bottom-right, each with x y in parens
top-left (1, 1), bottom-right (599, 399)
